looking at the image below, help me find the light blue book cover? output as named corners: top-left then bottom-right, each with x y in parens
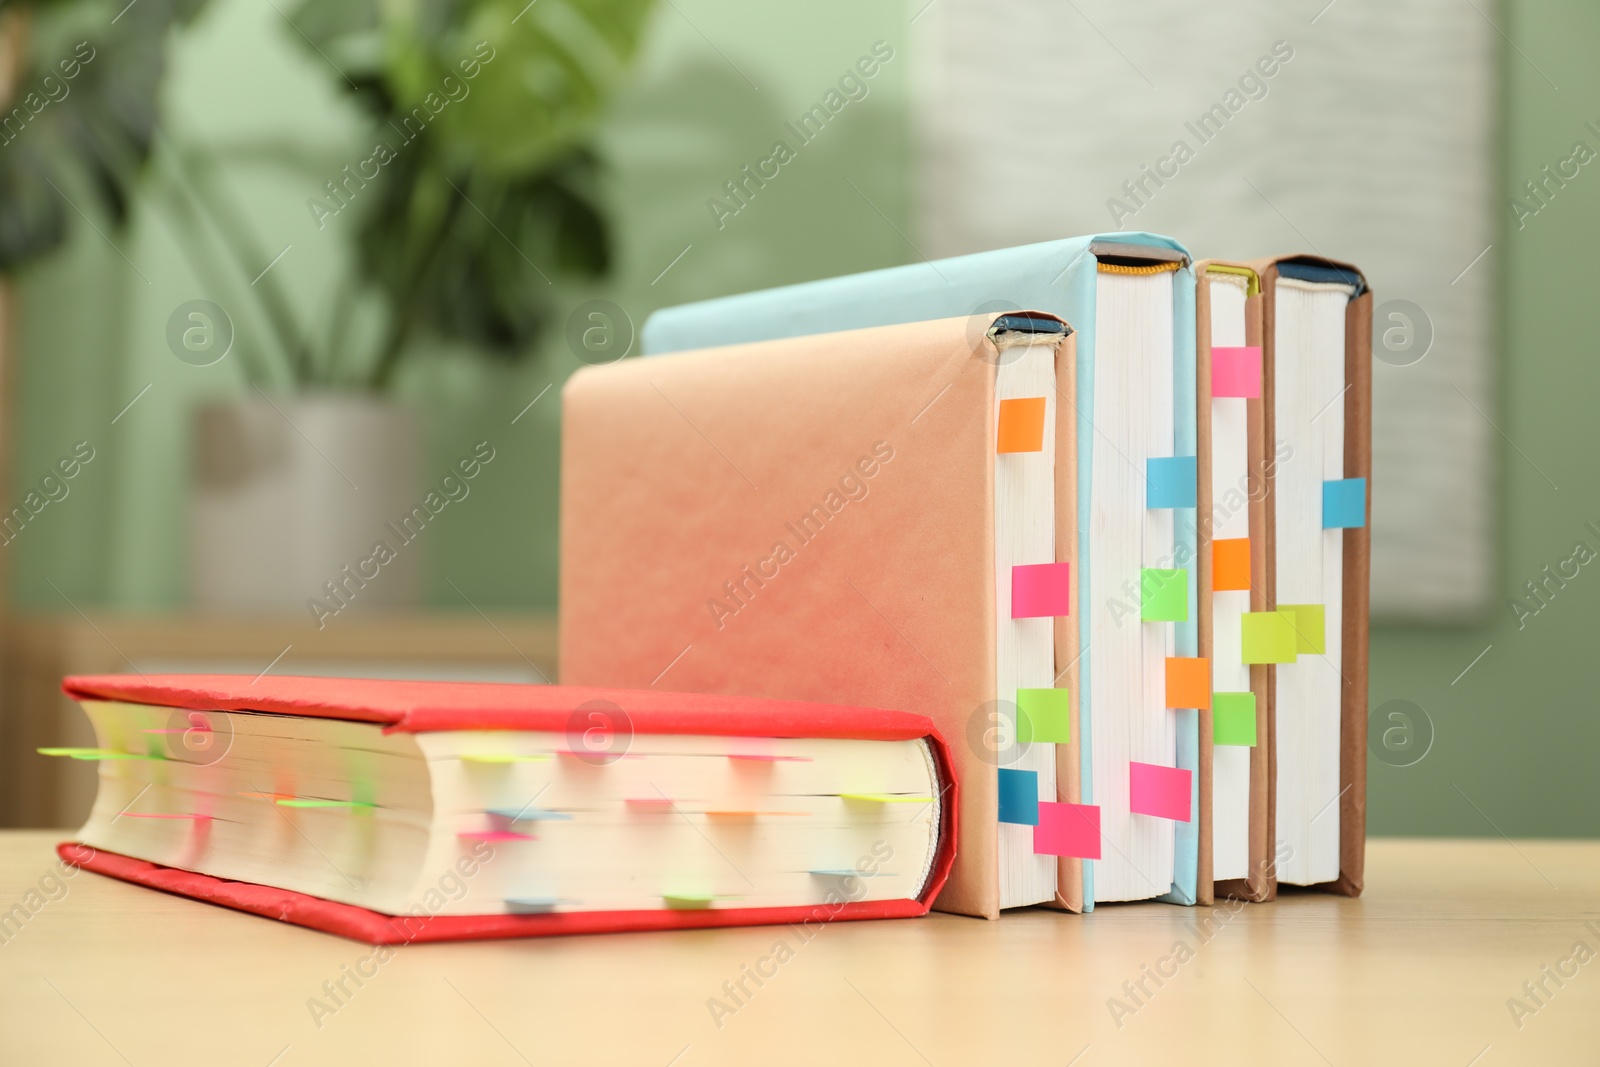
top-left (643, 232), bottom-right (1200, 909)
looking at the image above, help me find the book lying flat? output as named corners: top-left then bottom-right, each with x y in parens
top-left (562, 312), bottom-right (1076, 919)
top-left (1250, 254), bottom-right (1371, 897)
top-left (48, 674), bottom-right (956, 942)
top-left (1194, 261), bottom-right (1273, 903)
top-left (640, 233), bottom-right (1203, 911)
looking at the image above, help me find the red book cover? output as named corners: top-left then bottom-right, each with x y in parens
top-left (58, 674), bottom-right (957, 944)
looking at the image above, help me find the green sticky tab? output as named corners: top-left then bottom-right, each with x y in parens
top-left (840, 793), bottom-right (934, 804)
top-left (1241, 611), bottom-right (1298, 664)
top-left (1212, 693), bottom-right (1257, 746)
top-left (36, 747), bottom-right (151, 761)
top-left (662, 893), bottom-right (715, 910)
top-left (1141, 568), bottom-right (1188, 622)
top-left (1016, 688), bottom-right (1071, 744)
top-left (1279, 604), bottom-right (1326, 655)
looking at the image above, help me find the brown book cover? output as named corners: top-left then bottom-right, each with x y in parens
top-left (560, 312), bottom-right (1079, 919)
top-left (1195, 260), bottom-right (1272, 904)
top-left (1249, 254), bottom-right (1371, 899)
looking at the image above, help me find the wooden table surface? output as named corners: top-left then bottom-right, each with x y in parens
top-left (0, 833), bottom-right (1595, 1066)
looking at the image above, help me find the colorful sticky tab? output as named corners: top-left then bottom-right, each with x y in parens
top-left (1212, 346), bottom-right (1262, 398)
top-left (662, 893), bottom-right (718, 910)
top-left (1129, 762), bottom-right (1192, 822)
top-left (1033, 801), bottom-right (1101, 858)
top-left (1212, 693), bottom-right (1257, 746)
top-left (458, 830), bottom-right (536, 842)
top-left (1241, 611), bottom-right (1298, 664)
top-left (727, 753), bottom-right (811, 763)
top-left (840, 793), bottom-right (935, 804)
top-left (625, 797), bottom-right (676, 811)
top-left (998, 768), bottom-right (1040, 826)
top-left (1146, 456), bottom-right (1198, 509)
top-left (1212, 537), bottom-right (1251, 591)
top-left (487, 807), bottom-right (572, 823)
top-left (1141, 568), bottom-right (1188, 622)
top-left (1012, 562), bottom-right (1071, 618)
top-left (1279, 603), bottom-right (1327, 654)
top-left (1015, 688), bottom-right (1071, 744)
top-left (1323, 478), bottom-right (1367, 528)
top-left (997, 397), bottom-right (1047, 453)
top-left (36, 748), bottom-right (152, 761)
top-left (506, 897), bottom-right (568, 913)
top-left (1164, 657), bottom-right (1211, 710)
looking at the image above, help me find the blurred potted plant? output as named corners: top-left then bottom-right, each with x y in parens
top-left (177, 0), bottom-right (653, 611)
top-left (0, 0), bottom-right (653, 612)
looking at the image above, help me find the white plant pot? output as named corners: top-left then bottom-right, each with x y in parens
top-left (189, 396), bottom-right (423, 612)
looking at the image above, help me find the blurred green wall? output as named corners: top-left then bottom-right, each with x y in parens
top-left (7, 0), bottom-right (1597, 837)
top-left (1365, 0), bottom-right (1600, 839)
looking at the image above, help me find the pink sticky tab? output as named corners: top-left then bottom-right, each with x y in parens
top-left (1033, 802), bottom-right (1101, 858)
top-left (1212, 346), bottom-right (1262, 399)
top-left (1012, 562), bottom-right (1071, 619)
top-left (1129, 761), bottom-right (1192, 822)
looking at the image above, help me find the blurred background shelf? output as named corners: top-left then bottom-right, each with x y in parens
top-left (0, 611), bottom-right (557, 829)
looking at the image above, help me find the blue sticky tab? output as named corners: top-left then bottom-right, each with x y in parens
top-left (1146, 456), bottom-right (1198, 509)
top-left (1323, 478), bottom-right (1367, 528)
top-left (998, 768), bottom-right (1040, 826)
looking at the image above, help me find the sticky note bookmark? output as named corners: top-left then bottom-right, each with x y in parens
top-left (507, 897), bottom-right (570, 914)
top-left (1012, 562), bottom-right (1071, 618)
top-left (1141, 568), bottom-right (1188, 622)
top-left (1278, 604), bottom-right (1327, 654)
top-left (1164, 658), bottom-right (1211, 710)
top-left (458, 830), bottom-right (536, 842)
top-left (997, 397), bottom-right (1047, 453)
top-left (1241, 611), bottom-right (1298, 664)
top-left (1146, 456), bottom-right (1197, 509)
top-left (727, 753), bottom-right (811, 763)
top-left (1212, 346), bottom-right (1262, 399)
top-left (1033, 802), bottom-right (1101, 859)
top-left (840, 793), bottom-right (935, 805)
top-left (1015, 688), bottom-right (1071, 744)
top-left (998, 768), bottom-right (1040, 826)
top-left (1212, 537), bottom-right (1251, 591)
top-left (487, 807), bottom-right (572, 823)
top-left (1323, 478), bottom-right (1367, 528)
top-left (1212, 693), bottom-right (1257, 746)
top-left (36, 748), bottom-right (152, 761)
top-left (1129, 762), bottom-right (1192, 822)
top-left (662, 893), bottom-right (719, 910)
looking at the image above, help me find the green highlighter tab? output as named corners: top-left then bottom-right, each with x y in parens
top-left (1241, 611), bottom-right (1298, 664)
top-left (1141, 568), bottom-right (1188, 622)
top-left (1016, 688), bottom-right (1071, 744)
top-left (1212, 693), bottom-right (1257, 746)
top-left (1278, 604), bottom-right (1326, 655)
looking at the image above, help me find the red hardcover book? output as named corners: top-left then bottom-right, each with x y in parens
top-left (52, 675), bottom-right (956, 943)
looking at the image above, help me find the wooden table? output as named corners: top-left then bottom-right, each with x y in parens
top-left (0, 836), bottom-right (1594, 1065)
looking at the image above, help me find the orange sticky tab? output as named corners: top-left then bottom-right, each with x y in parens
top-left (1165, 657), bottom-right (1211, 710)
top-left (1212, 537), bottom-right (1251, 591)
top-left (997, 397), bottom-right (1047, 453)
